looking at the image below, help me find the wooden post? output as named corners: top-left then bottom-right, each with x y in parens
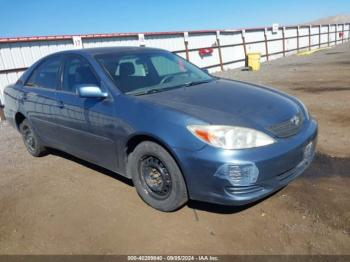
top-left (319, 25), bottom-right (321, 48)
top-left (282, 27), bottom-right (286, 57)
top-left (297, 26), bottom-right (300, 52)
top-left (216, 31), bottom-right (224, 71)
top-left (264, 28), bottom-right (269, 61)
top-left (184, 32), bottom-right (190, 61)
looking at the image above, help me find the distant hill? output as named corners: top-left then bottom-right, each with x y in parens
top-left (307, 14), bottom-right (350, 25)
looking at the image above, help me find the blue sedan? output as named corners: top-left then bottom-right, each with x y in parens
top-left (4, 47), bottom-right (317, 211)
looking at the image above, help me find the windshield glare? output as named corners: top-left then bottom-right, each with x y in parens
top-left (95, 51), bottom-right (212, 95)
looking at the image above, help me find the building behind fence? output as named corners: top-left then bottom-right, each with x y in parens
top-left (0, 23), bottom-right (349, 105)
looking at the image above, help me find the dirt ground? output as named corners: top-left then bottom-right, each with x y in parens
top-left (0, 43), bottom-right (349, 255)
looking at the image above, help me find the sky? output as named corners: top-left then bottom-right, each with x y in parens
top-left (0, 0), bottom-right (349, 38)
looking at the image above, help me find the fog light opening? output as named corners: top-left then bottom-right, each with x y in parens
top-left (214, 162), bottom-right (259, 186)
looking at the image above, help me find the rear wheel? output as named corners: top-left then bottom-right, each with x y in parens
top-left (19, 119), bottom-right (47, 157)
top-left (128, 141), bottom-right (188, 212)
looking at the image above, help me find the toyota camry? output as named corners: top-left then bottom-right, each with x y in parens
top-left (3, 47), bottom-right (317, 211)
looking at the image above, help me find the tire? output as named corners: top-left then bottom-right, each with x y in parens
top-left (19, 119), bottom-right (47, 157)
top-left (128, 141), bottom-right (188, 212)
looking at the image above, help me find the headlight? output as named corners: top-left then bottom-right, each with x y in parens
top-left (296, 98), bottom-right (309, 120)
top-left (187, 125), bottom-right (275, 150)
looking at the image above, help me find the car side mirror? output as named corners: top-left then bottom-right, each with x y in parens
top-left (202, 68), bottom-right (209, 74)
top-left (76, 85), bottom-right (108, 99)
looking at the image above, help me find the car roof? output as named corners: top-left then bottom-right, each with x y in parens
top-left (55, 46), bottom-right (166, 57)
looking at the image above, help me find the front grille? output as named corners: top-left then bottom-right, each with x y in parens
top-left (267, 112), bottom-right (304, 138)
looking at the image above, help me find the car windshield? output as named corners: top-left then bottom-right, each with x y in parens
top-left (95, 51), bottom-right (213, 95)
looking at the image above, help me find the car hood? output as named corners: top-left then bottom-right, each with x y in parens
top-left (137, 79), bottom-right (300, 130)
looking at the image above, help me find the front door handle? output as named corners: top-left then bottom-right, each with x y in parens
top-left (21, 93), bottom-right (27, 101)
top-left (21, 92), bottom-right (37, 102)
top-left (57, 101), bottom-right (64, 109)
top-left (26, 93), bottom-right (37, 99)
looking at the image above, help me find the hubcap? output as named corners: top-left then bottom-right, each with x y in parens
top-left (140, 156), bottom-right (172, 199)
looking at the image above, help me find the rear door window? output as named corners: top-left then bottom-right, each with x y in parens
top-left (26, 56), bottom-right (62, 89)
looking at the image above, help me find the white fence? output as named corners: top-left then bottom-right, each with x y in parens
top-left (0, 23), bottom-right (349, 104)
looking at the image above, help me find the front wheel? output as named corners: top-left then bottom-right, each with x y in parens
top-left (19, 119), bottom-right (47, 157)
top-left (128, 141), bottom-right (188, 212)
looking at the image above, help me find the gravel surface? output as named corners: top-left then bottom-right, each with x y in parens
top-left (0, 43), bottom-right (349, 255)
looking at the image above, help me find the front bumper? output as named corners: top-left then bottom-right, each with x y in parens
top-left (174, 118), bottom-right (318, 206)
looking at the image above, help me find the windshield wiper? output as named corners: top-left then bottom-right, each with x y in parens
top-left (130, 88), bottom-right (164, 96)
top-left (128, 79), bottom-right (214, 96)
top-left (25, 82), bottom-right (39, 87)
top-left (183, 79), bottom-right (213, 87)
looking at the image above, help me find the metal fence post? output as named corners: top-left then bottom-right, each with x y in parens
top-left (319, 25), bottom-right (321, 48)
top-left (241, 29), bottom-right (247, 67)
top-left (216, 31), bottom-right (224, 71)
top-left (335, 24), bottom-right (337, 45)
top-left (342, 24), bottom-right (345, 44)
top-left (282, 27), bottom-right (286, 57)
top-left (297, 26), bottom-right (300, 52)
top-left (264, 28), bottom-right (269, 61)
top-left (241, 30), bottom-right (247, 58)
top-left (328, 24), bottom-right (330, 47)
top-left (308, 25), bottom-right (312, 51)
top-left (183, 32), bottom-right (190, 61)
